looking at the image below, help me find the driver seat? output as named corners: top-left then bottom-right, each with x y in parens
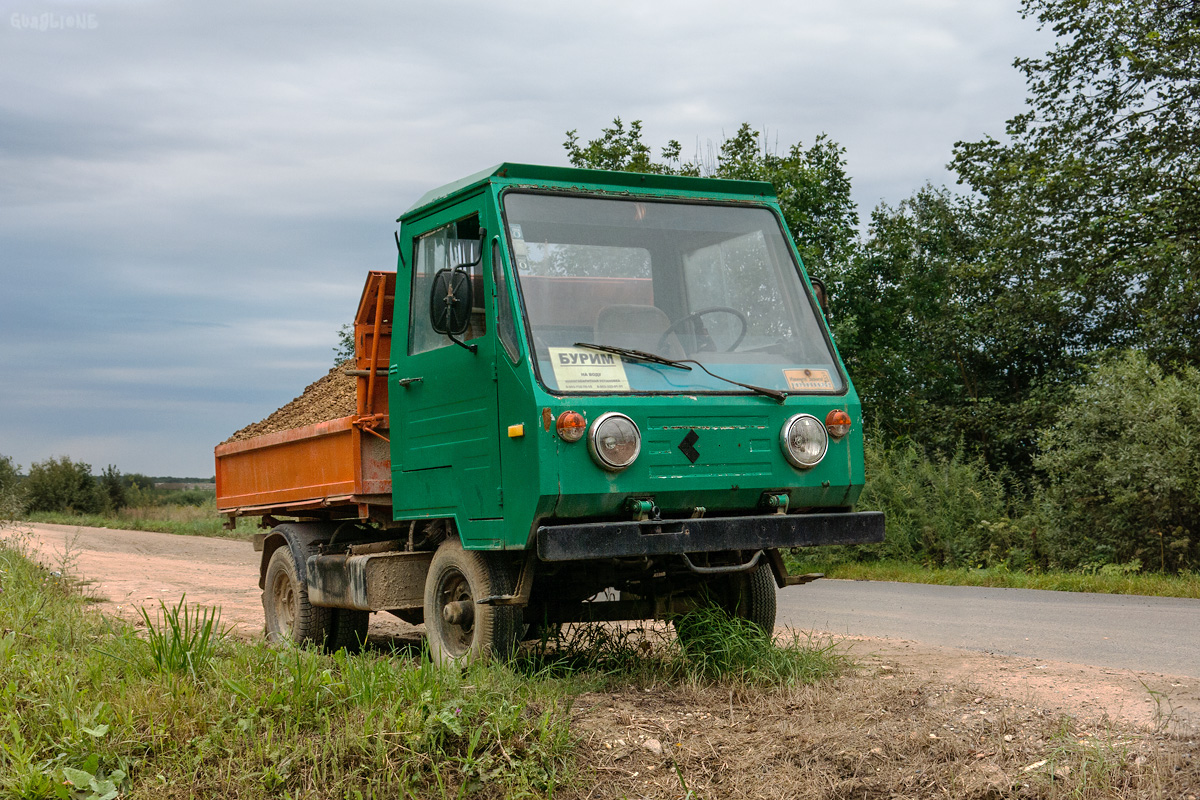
top-left (594, 304), bottom-right (686, 359)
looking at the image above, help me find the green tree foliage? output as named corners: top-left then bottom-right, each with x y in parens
top-left (1035, 350), bottom-right (1200, 572)
top-left (23, 456), bottom-right (104, 515)
top-left (0, 454), bottom-right (18, 495)
top-left (834, 0), bottom-right (1199, 480)
top-left (952, 0), bottom-right (1200, 369)
top-left (856, 437), bottom-right (1020, 568)
top-left (0, 454), bottom-right (23, 518)
top-left (564, 118), bottom-right (858, 275)
top-left (333, 322), bottom-right (354, 365)
top-left (828, 186), bottom-right (1077, 476)
top-left (563, 118), bottom-right (683, 175)
top-left (99, 464), bottom-right (127, 512)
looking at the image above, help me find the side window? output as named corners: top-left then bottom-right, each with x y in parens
top-left (409, 214), bottom-right (486, 355)
top-left (493, 241), bottom-right (520, 363)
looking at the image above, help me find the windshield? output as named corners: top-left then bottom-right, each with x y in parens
top-left (502, 192), bottom-right (845, 395)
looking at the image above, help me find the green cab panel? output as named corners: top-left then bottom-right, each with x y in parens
top-left (389, 164), bottom-right (866, 552)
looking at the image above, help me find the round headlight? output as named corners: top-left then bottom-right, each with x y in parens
top-left (588, 412), bottom-right (641, 471)
top-left (780, 414), bottom-right (828, 469)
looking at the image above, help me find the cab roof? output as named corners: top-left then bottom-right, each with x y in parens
top-left (398, 163), bottom-right (778, 222)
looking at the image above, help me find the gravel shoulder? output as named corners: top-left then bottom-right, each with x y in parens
top-left (18, 521), bottom-right (1200, 736)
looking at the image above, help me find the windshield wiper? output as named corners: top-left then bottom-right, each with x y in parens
top-left (572, 342), bottom-right (692, 370)
top-left (573, 342), bottom-right (787, 403)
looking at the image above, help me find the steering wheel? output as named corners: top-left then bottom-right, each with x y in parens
top-left (658, 306), bottom-right (749, 353)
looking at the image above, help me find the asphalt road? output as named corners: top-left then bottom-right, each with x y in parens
top-left (778, 578), bottom-right (1200, 678)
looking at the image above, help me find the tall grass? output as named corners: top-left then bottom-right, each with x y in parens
top-left (139, 596), bottom-right (226, 676)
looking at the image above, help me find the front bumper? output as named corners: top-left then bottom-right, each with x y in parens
top-left (536, 510), bottom-right (884, 562)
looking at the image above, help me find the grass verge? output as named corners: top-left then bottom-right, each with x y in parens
top-left (786, 557), bottom-right (1200, 598)
top-left (0, 523), bottom-right (845, 799)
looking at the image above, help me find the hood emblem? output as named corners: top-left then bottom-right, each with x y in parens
top-left (678, 429), bottom-right (700, 464)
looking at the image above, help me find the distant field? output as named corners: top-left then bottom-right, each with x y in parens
top-left (24, 499), bottom-right (255, 539)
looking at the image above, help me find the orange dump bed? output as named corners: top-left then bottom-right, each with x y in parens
top-left (215, 271), bottom-right (395, 522)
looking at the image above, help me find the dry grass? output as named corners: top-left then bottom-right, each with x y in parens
top-left (569, 663), bottom-right (1200, 799)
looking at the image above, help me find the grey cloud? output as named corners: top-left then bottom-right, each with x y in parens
top-left (0, 0), bottom-right (1046, 475)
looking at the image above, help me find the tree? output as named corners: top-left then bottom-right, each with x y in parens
top-left (952, 0), bottom-right (1200, 369)
top-left (0, 454), bottom-right (18, 494)
top-left (564, 119), bottom-right (859, 276)
top-left (1035, 350), bottom-right (1200, 571)
top-left (0, 454), bottom-right (22, 518)
top-left (333, 323), bottom-right (354, 365)
top-left (99, 465), bottom-right (127, 512)
top-left (834, 0), bottom-right (1200, 478)
top-left (23, 456), bottom-right (103, 515)
top-left (829, 183), bottom-right (1084, 476)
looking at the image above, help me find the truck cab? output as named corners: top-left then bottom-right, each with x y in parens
top-left (219, 163), bottom-right (882, 663)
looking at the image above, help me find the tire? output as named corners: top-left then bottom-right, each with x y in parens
top-left (675, 563), bottom-right (778, 645)
top-left (423, 538), bottom-right (521, 665)
top-left (263, 545), bottom-right (331, 646)
top-left (725, 563), bottom-right (778, 634)
top-left (264, 545), bottom-right (371, 653)
top-left (327, 608), bottom-right (370, 654)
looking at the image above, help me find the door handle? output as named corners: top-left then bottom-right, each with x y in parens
top-left (396, 377), bottom-right (423, 387)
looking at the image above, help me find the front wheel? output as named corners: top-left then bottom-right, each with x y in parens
top-left (424, 538), bottom-right (521, 665)
top-left (724, 563), bottom-right (778, 634)
top-left (675, 564), bottom-right (778, 645)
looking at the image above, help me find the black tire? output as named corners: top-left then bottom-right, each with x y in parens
top-left (263, 545), bottom-right (331, 646)
top-left (675, 563), bottom-right (778, 644)
top-left (423, 538), bottom-right (521, 665)
top-left (327, 608), bottom-right (370, 654)
top-left (725, 563), bottom-right (778, 634)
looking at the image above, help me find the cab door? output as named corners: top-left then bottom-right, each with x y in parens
top-left (392, 199), bottom-right (505, 541)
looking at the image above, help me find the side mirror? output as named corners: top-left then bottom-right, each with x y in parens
top-left (430, 268), bottom-right (473, 337)
top-left (809, 277), bottom-right (831, 320)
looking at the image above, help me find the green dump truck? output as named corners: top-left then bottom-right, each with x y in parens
top-left (215, 163), bottom-right (883, 663)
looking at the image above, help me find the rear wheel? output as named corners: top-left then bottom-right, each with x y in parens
top-left (327, 608), bottom-right (370, 653)
top-left (424, 538), bottom-right (521, 665)
top-left (263, 545), bottom-right (369, 653)
top-left (264, 545), bottom-right (330, 646)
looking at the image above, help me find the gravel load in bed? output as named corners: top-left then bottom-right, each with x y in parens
top-left (222, 362), bottom-right (357, 444)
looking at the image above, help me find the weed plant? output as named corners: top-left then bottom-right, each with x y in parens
top-left (139, 596), bottom-right (226, 677)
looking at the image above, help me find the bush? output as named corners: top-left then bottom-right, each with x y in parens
top-left (800, 436), bottom-right (1047, 570)
top-left (23, 456), bottom-right (104, 515)
top-left (0, 454), bottom-right (23, 519)
top-left (1035, 351), bottom-right (1200, 572)
top-left (857, 437), bottom-right (1035, 568)
top-left (99, 464), bottom-right (127, 512)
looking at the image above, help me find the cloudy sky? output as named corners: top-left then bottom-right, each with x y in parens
top-left (0, 0), bottom-right (1051, 478)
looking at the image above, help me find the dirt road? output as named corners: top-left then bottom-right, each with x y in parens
top-left (19, 521), bottom-right (1200, 734)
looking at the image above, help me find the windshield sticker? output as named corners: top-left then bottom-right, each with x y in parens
top-left (784, 368), bottom-right (836, 392)
top-left (549, 347), bottom-right (631, 392)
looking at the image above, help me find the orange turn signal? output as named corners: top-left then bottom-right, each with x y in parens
top-left (825, 409), bottom-right (852, 439)
top-left (556, 410), bottom-right (586, 442)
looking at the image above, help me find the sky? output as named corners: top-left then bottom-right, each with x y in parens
top-left (0, 0), bottom-right (1053, 478)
